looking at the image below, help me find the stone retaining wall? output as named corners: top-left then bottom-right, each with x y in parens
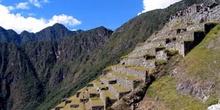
top-left (107, 85), bottom-right (120, 99)
top-left (90, 105), bottom-right (104, 110)
top-left (120, 58), bottom-right (156, 68)
top-left (133, 40), bottom-right (166, 53)
top-left (128, 48), bottom-right (156, 58)
top-left (187, 23), bottom-right (204, 32)
top-left (107, 72), bottom-right (135, 90)
top-left (177, 32), bottom-right (194, 41)
top-left (156, 50), bottom-right (168, 61)
top-left (111, 66), bottom-right (147, 81)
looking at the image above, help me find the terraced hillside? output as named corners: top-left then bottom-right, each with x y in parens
top-left (53, 2), bottom-right (220, 110)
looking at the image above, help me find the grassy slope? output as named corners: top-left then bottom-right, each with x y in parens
top-left (146, 76), bottom-right (206, 110)
top-left (184, 25), bottom-right (220, 85)
top-left (144, 25), bottom-right (220, 110)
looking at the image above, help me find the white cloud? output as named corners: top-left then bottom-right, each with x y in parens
top-left (16, 2), bottom-right (29, 9)
top-left (48, 14), bottom-right (81, 26)
top-left (0, 4), bottom-right (81, 34)
top-left (29, 0), bottom-right (41, 7)
top-left (7, 6), bottom-right (15, 10)
top-left (138, 0), bottom-right (181, 15)
top-left (28, 0), bottom-right (49, 8)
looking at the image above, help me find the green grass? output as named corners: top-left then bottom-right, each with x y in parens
top-left (184, 25), bottom-right (220, 83)
top-left (146, 76), bottom-right (207, 110)
top-left (102, 91), bottom-right (117, 99)
top-left (110, 71), bottom-right (141, 81)
top-left (112, 84), bottom-right (130, 93)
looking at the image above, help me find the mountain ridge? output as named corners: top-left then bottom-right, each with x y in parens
top-left (0, 23), bottom-right (86, 44)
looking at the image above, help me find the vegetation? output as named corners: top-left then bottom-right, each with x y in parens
top-left (146, 76), bottom-right (207, 110)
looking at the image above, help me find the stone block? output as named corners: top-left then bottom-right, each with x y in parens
top-left (156, 50), bottom-right (168, 61)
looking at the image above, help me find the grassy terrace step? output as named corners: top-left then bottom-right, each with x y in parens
top-left (53, 95), bottom-right (82, 110)
top-left (133, 39), bottom-right (167, 52)
top-left (108, 83), bottom-right (131, 99)
top-left (78, 89), bottom-right (89, 103)
top-left (107, 71), bottom-right (142, 90)
top-left (99, 75), bottom-right (117, 85)
top-left (176, 30), bottom-right (205, 41)
top-left (100, 90), bottom-right (117, 100)
top-left (120, 57), bottom-right (157, 68)
top-left (187, 23), bottom-right (204, 32)
top-left (91, 80), bottom-right (108, 90)
top-left (108, 71), bottom-right (141, 81)
top-left (53, 102), bottom-right (65, 110)
top-left (110, 64), bottom-right (154, 81)
top-left (111, 84), bottom-right (130, 93)
top-left (89, 97), bottom-right (104, 110)
top-left (128, 46), bottom-right (166, 58)
top-left (88, 88), bottom-right (100, 98)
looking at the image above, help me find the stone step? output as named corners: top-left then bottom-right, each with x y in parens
top-left (54, 102), bottom-right (65, 110)
top-left (107, 83), bottom-right (131, 99)
top-left (91, 80), bottom-right (108, 91)
top-left (54, 95), bottom-right (85, 110)
top-left (89, 97), bottom-right (104, 110)
top-left (121, 49), bottom-right (169, 67)
top-left (120, 57), bottom-right (156, 68)
top-left (165, 30), bottom-right (205, 57)
top-left (132, 40), bottom-right (166, 53)
top-left (110, 65), bottom-right (152, 81)
top-left (88, 88), bottom-right (100, 98)
top-left (78, 89), bottom-right (89, 103)
top-left (100, 90), bottom-right (117, 109)
top-left (187, 23), bottom-right (204, 32)
top-left (128, 46), bottom-right (165, 58)
top-left (61, 96), bottom-right (81, 110)
top-left (176, 30), bottom-right (205, 42)
top-left (106, 71), bottom-right (142, 91)
top-left (100, 75), bottom-right (117, 86)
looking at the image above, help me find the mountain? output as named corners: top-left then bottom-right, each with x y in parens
top-left (0, 0), bottom-right (212, 110)
top-left (0, 26), bottom-right (113, 110)
top-left (0, 23), bottom-right (83, 45)
top-left (0, 27), bottom-right (21, 44)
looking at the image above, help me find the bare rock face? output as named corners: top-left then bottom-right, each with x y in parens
top-left (207, 104), bottom-right (220, 110)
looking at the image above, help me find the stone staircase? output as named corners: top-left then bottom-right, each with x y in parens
top-left (52, 4), bottom-right (220, 110)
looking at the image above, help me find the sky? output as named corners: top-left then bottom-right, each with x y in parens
top-left (0, 0), bottom-right (181, 34)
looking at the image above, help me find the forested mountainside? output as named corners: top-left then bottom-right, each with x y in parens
top-left (0, 0), bottom-right (206, 110)
top-left (0, 26), bottom-right (113, 110)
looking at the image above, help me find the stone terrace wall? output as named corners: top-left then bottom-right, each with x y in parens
top-left (111, 66), bottom-right (147, 81)
top-left (187, 23), bottom-right (204, 31)
top-left (120, 58), bottom-right (156, 68)
top-left (107, 72), bottom-right (135, 90)
top-left (128, 48), bottom-right (156, 58)
top-left (156, 50), bottom-right (168, 61)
